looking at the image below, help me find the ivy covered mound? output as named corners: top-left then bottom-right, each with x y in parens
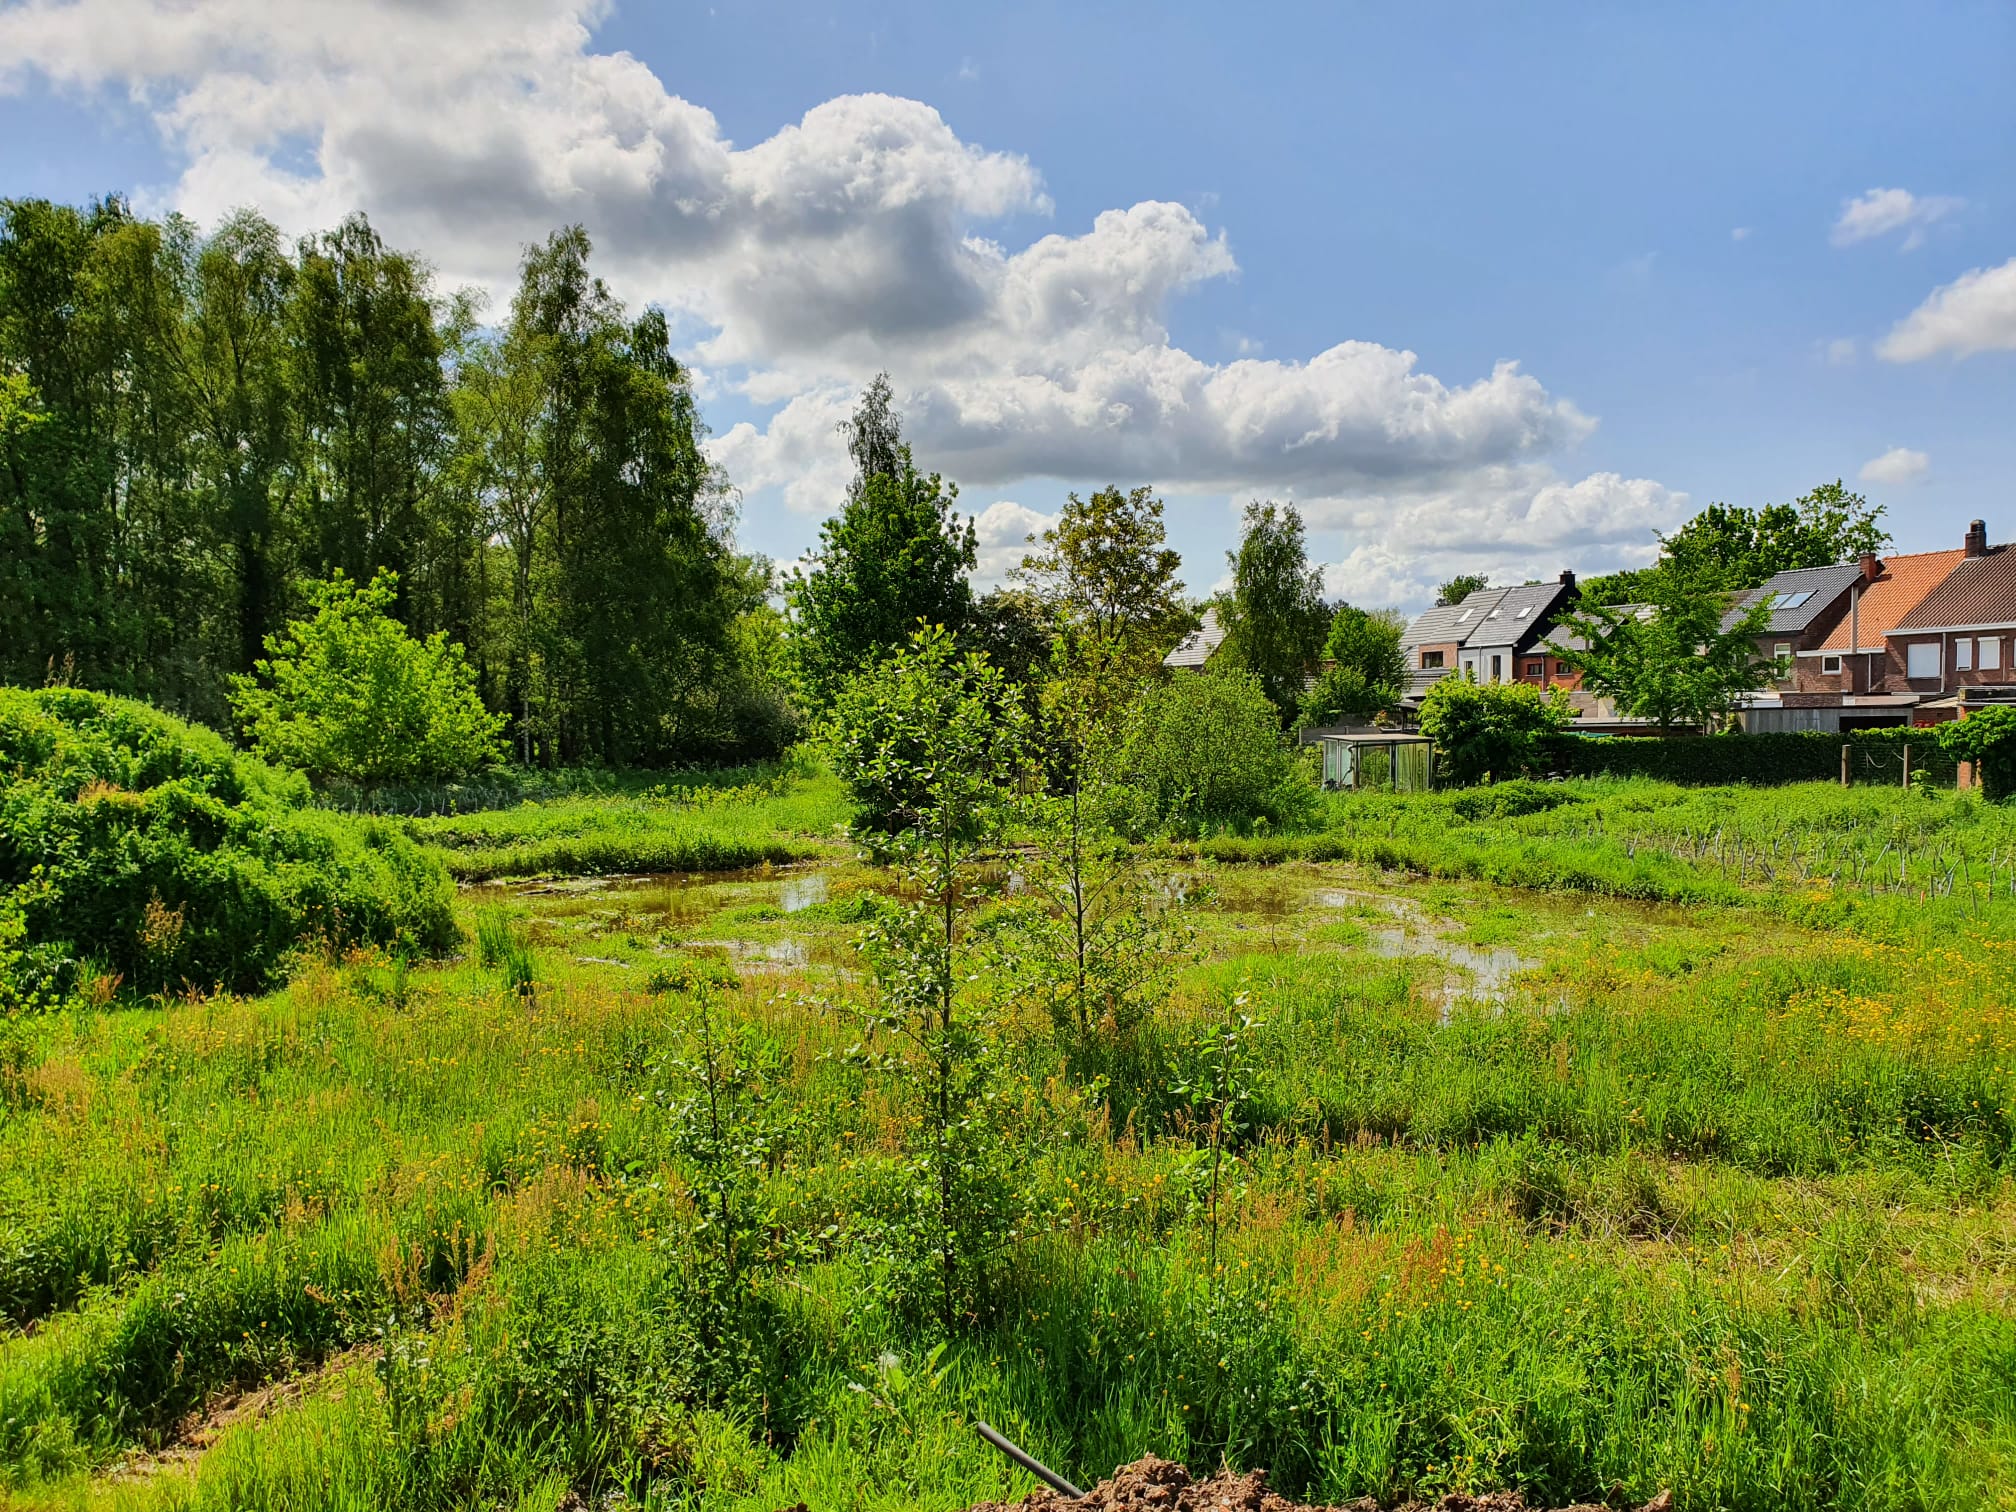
top-left (0, 688), bottom-right (456, 997)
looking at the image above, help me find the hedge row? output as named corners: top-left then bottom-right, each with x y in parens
top-left (1533, 728), bottom-right (1958, 788)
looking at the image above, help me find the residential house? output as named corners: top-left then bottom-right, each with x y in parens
top-left (1400, 572), bottom-right (1580, 700)
top-left (1724, 562), bottom-right (1868, 689)
top-left (1886, 521), bottom-right (2016, 707)
top-left (1795, 545), bottom-right (1964, 696)
top-left (1161, 606), bottom-right (1226, 672)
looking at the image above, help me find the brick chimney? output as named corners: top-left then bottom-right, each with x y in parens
top-left (1965, 519), bottom-right (1989, 558)
top-left (1859, 552), bottom-right (1881, 581)
top-left (1558, 569), bottom-right (1577, 590)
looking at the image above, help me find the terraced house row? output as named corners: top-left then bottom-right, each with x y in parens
top-left (1395, 519), bottom-right (2016, 734)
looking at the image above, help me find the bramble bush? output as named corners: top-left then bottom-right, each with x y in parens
top-left (0, 686), bottom-right (457, 996)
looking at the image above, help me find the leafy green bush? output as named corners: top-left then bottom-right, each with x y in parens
top-left (1937, 706), bottom-right (2016, 801)
top-left (0, 687), bottom-right (456, 996)
top-left (1114, 670), bottom-right (1316, 834)
top-left (1418, 676), bottom-right (1569, 785)
top-left (230, 569), bottom-right (506, 786)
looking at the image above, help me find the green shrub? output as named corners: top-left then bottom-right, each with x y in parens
top-left (229, 569), bottom-right (507, 786)
top-left (1418, 676), bottom-right (1569, 785)
top-left (645, 955), bottom-right (742, 996)
top-left (0, 687), bottom-right (456, 995)
top-left (1934, 710), bottom-right (2016, 799)
top-left (1115, 670), bottom-right (1316, 834)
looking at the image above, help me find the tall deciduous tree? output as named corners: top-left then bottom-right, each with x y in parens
top-left (788, 376), bottom-right (976, 704)
top-left (1549, 581), bottom-right (1779, 732)
top-left (1435, 572), bottom-right (1489, 607)
top-left (0, 197), bottom-right (786, 765)
top-left (1219, 500), bottom-right (1329, 724)
top-left (1013, 483), bottom-right (1190, 663)
top-left (1581, 483), bottom-right (1893, 604)
top-left (288, 214), bottom-right (455, 627)
top-left (1299, 603), bottom-right (1408, 728)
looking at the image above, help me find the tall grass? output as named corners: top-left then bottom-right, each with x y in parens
top-left (2, 784), bottom-right (2013, 1508)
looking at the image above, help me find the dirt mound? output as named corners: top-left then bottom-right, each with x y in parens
top-left (963, 1454), bottom-right (1672, 1512)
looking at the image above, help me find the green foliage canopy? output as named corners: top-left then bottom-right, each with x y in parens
top-left (1581, 482), bottom-right (1891, 604)
top-left (1115, 669), bottom-right (1314, 832)
top-left (1013, 483), bottom-right (1191, 666)
top-left (1938, 706), bottom-right (2016, 802)
top-left (1299, 604), bottom-right (1407, 728)
top-left (1218, 501), bottom-right (1329, 723)
top-left (230, 569), bottom-right (506, 786)
top-left (0, 198), bottom-right (780, 766)
top-left (788, 377), bottom-right (976, 704)
top-left (821, 624), bottom-right (1028, 840)
top-left (1435, 572), bottom-right (1489, 607)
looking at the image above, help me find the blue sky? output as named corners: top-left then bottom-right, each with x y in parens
top-left (3, 0), bottom-right (2012, 607)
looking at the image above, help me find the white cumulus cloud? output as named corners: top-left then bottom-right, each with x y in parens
top-left (1879, 256), bottom-right (2016, 361)
top-left (1858, 447), bottom-right (1930, 485)
top-left (970, 500), bottom-right (1058, 587)
top-left (1, 0), bottom-right (1677, 613)
top-left (1831, 187), bottom-right (1963, 250)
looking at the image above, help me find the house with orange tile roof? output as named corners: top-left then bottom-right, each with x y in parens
top-left (1794, 542), bottom-right (1966, 696)
top-left (1885, 520), bottom-right (2016, 710)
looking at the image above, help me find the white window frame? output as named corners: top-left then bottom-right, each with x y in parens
top-left (1957, 638), bottom-right (1974, 671)
top-left (1821, 654), bottom-right (1843, 675)
top-left (1906, 641), bottom-right (1941, 680)
top-left (1983, 638), bottom-right (2004, 671)
top-left (1773, 642), bottom-right (1792, 661)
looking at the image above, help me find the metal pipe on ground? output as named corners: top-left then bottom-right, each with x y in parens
top-left (974, 1421), bottom-right (1084, 1499)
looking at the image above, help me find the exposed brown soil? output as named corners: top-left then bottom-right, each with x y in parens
top-left (963, 1455), bottom-right (1672, 1512)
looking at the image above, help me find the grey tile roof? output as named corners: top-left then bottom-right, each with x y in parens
top-left (1162, 606), bottom-right (1225, 669)
top-left (1403, 581), bottom-right (1574, 651)
top-left (1723, 563), bottom-right (1867, 635)
top-left (1402, 588), bottom-right (1511, 649)
top-left (1463, 580), bottom-right (1576, 648)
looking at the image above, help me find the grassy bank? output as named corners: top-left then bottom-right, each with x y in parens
top-left (404, 768), bottom-right (852, 880)
top-left (1201, 778), bottom-right (2016, 931)
top-left (1, 793), bottom-right (2012, 1508)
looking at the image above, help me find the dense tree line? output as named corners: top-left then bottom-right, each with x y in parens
top-left (0, 198), bottom-right (781, 765)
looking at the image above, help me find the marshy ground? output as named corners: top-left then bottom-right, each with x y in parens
top-left (2, 778), bottom-right (2013, 1510)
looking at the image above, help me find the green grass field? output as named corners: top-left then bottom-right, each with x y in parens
top-left (2, 779), bottom-right (2012, 1510)
top-left (401, 767), bottom-right (853, 880)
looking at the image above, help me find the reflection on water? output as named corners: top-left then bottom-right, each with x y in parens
top-left (780, 872), bottom-right (829, 912)
top-left (1315, 888), bottom-right (1535, 1022)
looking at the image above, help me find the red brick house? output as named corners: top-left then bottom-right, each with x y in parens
top-left (1886, 520), bottom-right (2016, 704)
top-left (1793, 545), bottom-right (1966, 694)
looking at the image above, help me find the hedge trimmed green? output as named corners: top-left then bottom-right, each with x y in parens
top-left (0, 688), bottom-right (456, 997)
top-left (1532, 728), bottom-right (1957, 788)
